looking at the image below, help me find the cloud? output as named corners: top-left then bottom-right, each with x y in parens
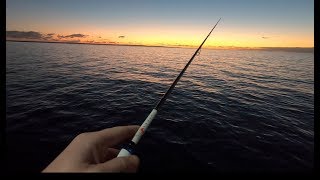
top-left (6, 30), bottom-right (128, 45)
top-left (85, 40), bottom-right (95, 43)
top-left (57, 35), bottom-right (64, 39)
top-left (6, 31), bottom-right (43, 39)
top-left (6, 31), bottom-right (58, 41)
top-left (262, 36), bottom-right (270, 39)
top-left (57, 33), bottom-right (88, 39)
top-left (43, 33), bottom-right (55, 40)
top-left (66, 34), bottom-right (88, 38)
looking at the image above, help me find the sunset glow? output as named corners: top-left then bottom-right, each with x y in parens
top-left (6, 0), bottom-right (314, 49)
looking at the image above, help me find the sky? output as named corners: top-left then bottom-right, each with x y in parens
top-left (6, 0), bottom-right (314, 48)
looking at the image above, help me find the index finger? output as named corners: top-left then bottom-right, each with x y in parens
top-left (94, 125), bottom-right (139, 147)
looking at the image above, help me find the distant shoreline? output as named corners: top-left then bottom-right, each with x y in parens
top-left (6, 39), bottom-right (314, 53)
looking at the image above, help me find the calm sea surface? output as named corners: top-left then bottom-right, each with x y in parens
top-left (6, 41), bottom-right (314, 172)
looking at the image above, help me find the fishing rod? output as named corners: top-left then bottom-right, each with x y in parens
top-left (117, 18), bottom-right (221, 157)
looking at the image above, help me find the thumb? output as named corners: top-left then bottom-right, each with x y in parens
top-left (96, 155), bottom-right (140, 173)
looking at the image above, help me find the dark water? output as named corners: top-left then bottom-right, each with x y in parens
top-left (6, 41), bottom-right (314, 172)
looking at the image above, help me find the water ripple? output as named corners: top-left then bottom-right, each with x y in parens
top-left (6, 42), bottom-right (314, 172)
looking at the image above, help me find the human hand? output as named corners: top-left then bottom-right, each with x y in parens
top-left (42, 125), bottom-right (140, 173)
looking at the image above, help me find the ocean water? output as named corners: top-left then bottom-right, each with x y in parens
top-left (6, 41), bottom-right (314, 172)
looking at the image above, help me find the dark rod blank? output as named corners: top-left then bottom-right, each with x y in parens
top-left (155, 18), bottom-right (221, 111)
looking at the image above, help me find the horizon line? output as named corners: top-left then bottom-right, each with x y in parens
top-left (6, 39), bottom-right (314, 52)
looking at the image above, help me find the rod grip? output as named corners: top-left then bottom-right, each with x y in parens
top-left (117, 148), bottom-right (131, 157)
top-left (117, 141), bottom-right (136, 157)
top-left (117, 109), bottom-right (157, 157)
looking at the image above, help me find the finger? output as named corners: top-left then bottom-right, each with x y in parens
top-left (94, 125), bottom-right (140, 147)
top-left (96, 155), bottom-right (140, 172)
top-left (103, 148), bottom-right (120, 161)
